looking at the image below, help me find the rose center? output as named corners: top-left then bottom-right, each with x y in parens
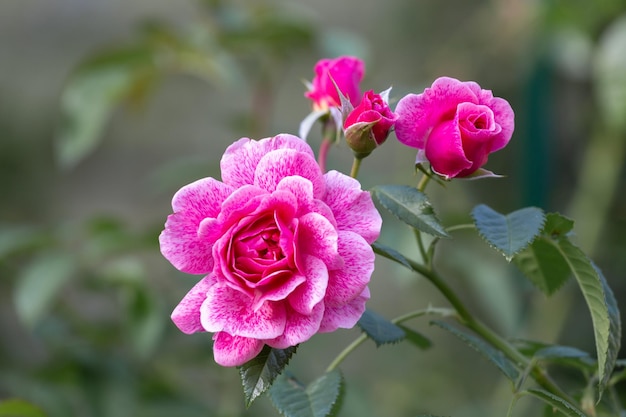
top-left (229, 213), bottom-right (292, 286)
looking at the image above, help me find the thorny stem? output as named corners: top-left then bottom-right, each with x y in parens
top-left (417, 173), bottom-right (431, 192)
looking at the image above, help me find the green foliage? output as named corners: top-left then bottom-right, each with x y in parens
top-left (372, 185), bottom-right (449, 238)
top-left (238, 345), bottom-right (298, 407)
top-left (269, 370), bottom-right (344, 417)
top-left (397, 325), bottom-right (432, 350)
top-left (472, 204), bottom-right (545, 261)
top-left (371, 242), bottom-right (414, 270)
top-left (357, 309), bottom-right (406, 347)
top-left (522, 389), bottom-right (587, 417)
top-left (0, 399), bottom-right (47, 417)
top-left (431, 321), bottom-right (520, 383)
top-left (13, 251), bottom-right (76, 328)
top-left (513, 213), bottom-right (621, 396)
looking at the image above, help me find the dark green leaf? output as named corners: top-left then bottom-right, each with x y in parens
top-left (556, 239), bottom-right (621, 396)
top-left (542, 213), bottom-right (574, 237)
top-left (535, 345), bottom-right (592, 360)
top-left (397, 325), bottom-right (432, 350)
top-left (431, 320), bottom-right (519, 382)
top-left (0, 399), bottom-right (47, 417)
top-left (372, 185), bottom-right (448, 237)
top-left (522, 389), bottom-right (587, 417)
top-left (269, 370), bottom-right (344, 417)
top-left (357, 309), bottom-right (405, 347)
top-left (371, 242), bottom-right (413, 271)
top-left (514, 237), bottom-right (571, 295)
top-left (238, 345), bottom-right (298, 407)
top-left (13, 251), bottom-right (76, 328)
top-left (472, 204), bottom-right (545, 261)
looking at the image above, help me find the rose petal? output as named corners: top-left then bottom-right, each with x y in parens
top-left (318, 287), bottom-right (370, 333)
top-left (212, 332), bottom-right (265, 367)
top-left (159, 178), bottom-right (234, 274)
top-left (288, 255), bottom-right (329, 315)
top-left (297, 212), bottom-right (343, 269)
top-left (254, 149), bottom-right (325, 198)
top-left (265, 302), bottom-right (325, 349)
top-left (171, 274), bottom-right (217, 334)
top-left (200, 284), bottom-right (286, 339)
top-left (425, 119), bottom-right (473, 179)
top-left (325, 231), bottom-right (374, 307)
top-left (323, 171), bottom-right (382, 244)
top-left (395, 77), bottom-right (478, 149)
top-left (221, 134), bottom-right (315, 189)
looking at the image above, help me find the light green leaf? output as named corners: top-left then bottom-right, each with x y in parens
top-left (0, 225), bottom-right (43, 259)
top-left (522, 389), bottom-right (587, 417)
top-left (472, 204), bottom-right (545, 261)
top-left (269, 370), bottom-right (344, 417)
top-left (357, 309), bottom-right (405, 347)
top-left (432, 320), bottom-right (519, 382)
top-left (555, 239), bottom-right (621, 396)
top-left (372, 185), bottom-right (449, 237)
top-left (238, 345), bottom-right (298, 407)
top-left (0, 399), bottom-right (47, 417)
top-left (13, 251), bottom-right (75, 328)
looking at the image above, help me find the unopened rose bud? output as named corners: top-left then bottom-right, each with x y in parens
top-left (344, 90), bottom-right (398, 158)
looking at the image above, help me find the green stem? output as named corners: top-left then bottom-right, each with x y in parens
top-left (445, 223), bottom-right (477, 233)
top-left (405, 258), bottom-right (578, 407)
top-left (325, 307), bottom-right (454, 373)
top-left (417, 173), bottom-right (430, 192)
top-left (350, 157), bottom-right (363, 179)
top-left (413, 228), bottom-right (429, 263)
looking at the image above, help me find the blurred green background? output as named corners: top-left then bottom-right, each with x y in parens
top-left (1, 0), bottom-right (626, 416)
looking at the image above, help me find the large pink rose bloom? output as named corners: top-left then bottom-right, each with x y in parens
top-left (305, 56), bottom-right (365, 111)
top-left (159, 134), bottom-right (382, 366)
top-left (395, 77), bottom-right (514, 179)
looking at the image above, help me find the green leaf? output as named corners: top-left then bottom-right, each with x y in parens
top-left (542, 213), bottom-right (574, 237)
top-left (56, 49), bottom-right (151, 168)
top-left (472, 204), bottom-right (545, 261)
top-left (238, 345), bottom-right (298, 407)
top-left (13, 251), bottom-right (76, 328)
top-left (397, 325), bottom-right (432, 350)
top-left (513, 237), bottom-right (572, 295)
top-left (0, 225), bottom-right (43, 259)
top-left (371, 242), bottom-right (414, 270)
top-left (372, 185), bottom-right (449, 237)
top-left (431, 320), bottom-right (519, 382)
top-left (357, 309), bottom-right (406, 347)
top-left (269, 370), bottom-right (344, 417)
top-left (522, 389), bottom-right (587, 417)
top-left (556, 239), bottom-right (621, 396)
top-left (0, 399), bottom-right (47, 417)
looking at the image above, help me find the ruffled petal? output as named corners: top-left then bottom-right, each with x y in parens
top-left (159, 178), bottom-right (234, 274)
top-left (297, 212), bottom-right (343, 270)
top-left (220, 134), bottom-right (314, 188)
top-left (395, 77), bottom-right (478, 149)
top-left (200, 284), bottom-right (286, 339)
top-left (254, 149), bottom-right (325, 198)
top-left (171, 274), bottom-right (217, 334)
top-left (212, 332), bottom-right (265, 367)
top-left (288, 255), bottom-right (329, 315)
top-left (318, 287), bottom-right (370, 333)
top-left (323, 171), bottom-right (382, 244)
top-left (425, 119), bottom-right (472, 179)
top-left (325, 231), bottom-right (374, 307)
top-left (265, 302), bottom-right (325, 349)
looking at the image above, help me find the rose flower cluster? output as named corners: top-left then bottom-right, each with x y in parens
top-left (159, 56), bottom-right (514, 366)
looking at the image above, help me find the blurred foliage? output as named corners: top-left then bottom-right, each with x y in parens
top-left (2, 0), bottom-right (626, 416)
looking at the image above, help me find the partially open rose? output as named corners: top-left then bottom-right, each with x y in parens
top-left (305, 56), bottom-right (365, 111)
top-left (395, 77), bottom-right (514, 179)
top-left (159, 134), bottom-right (382, 366)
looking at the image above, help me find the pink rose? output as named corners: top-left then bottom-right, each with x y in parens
top-left (395, 77), bottom-right (515, 179)
top-left (344, 90), bottom-right (398, 156)
top-left (305, 56), bottom-right (365, 111)
top-left (159, 134), bottom-right (382, 366)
